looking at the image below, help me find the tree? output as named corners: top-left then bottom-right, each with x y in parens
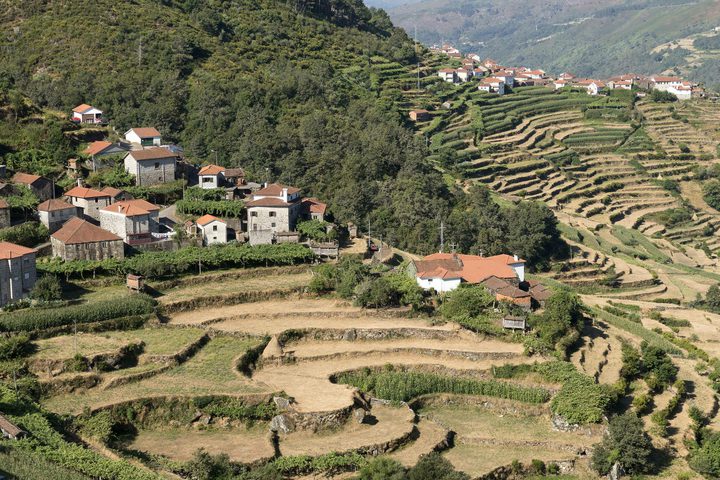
top-left (438, 285), bottom-right (494, 320)
top-left (354, 277), bottom-right (398, 308)
top-left (706, 284), bottom-right (720, 313)
top-left (183, 449), bottom-right (233, 480)
top-left (31, 275), bottom-right (62, 302)
top-left (641, 342), bottom-right (678, 391)
top-left (357, 457), bottom-right (407, 480)
top-left (690, 431), bottom-right (720, 477)
top-left (703, 180), bottom-right (720, 211)
top-left (408, 452), bottom-right (469, 480)
top-left (592, 413), bottom-right (653, 475)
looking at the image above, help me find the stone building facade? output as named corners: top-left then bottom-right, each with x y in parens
top-left (64, 186), bottom-right (112, 221)
top-left (0, 242), bottom-right (37, 307)
top-left (123, 148), bottom-right (177, 187)
top-left (99, 199), bottom-right (160, 244)
top-left (0, 200), bottom-right (10, 230)
top-left (51, 217), bottom-right (124, 261)
top-left (37, 199), bottom-right (78, 233)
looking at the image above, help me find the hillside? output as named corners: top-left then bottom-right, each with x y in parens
top-left (385, 0), bottom-right (720, 89)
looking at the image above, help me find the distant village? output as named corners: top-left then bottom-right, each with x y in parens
top-left (426, 44), bottom-right (703, 100)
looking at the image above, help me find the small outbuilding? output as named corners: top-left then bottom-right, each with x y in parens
top-left (196, 214), bottom-right (227, 245)
top-left (51, 217), bottom-right (125, 261)
top-left (0, 413), bottom-right (26, 440)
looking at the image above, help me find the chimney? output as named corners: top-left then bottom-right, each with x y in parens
top-left (282, 187), bottom-right (288, 202)
top-left (77, 178), bottom-right (83, 187)
top-left (513, 254), bottom-right (519, 262)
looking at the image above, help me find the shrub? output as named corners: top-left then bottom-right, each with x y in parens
top-left (641, 342), bottom-right (678, 392)
top-left (551, 375), bottom-right (614, 424)
top-left (408, 452), bottom-right (469, 480)
top-left (690, 431), bottom-right (720, 477)
top-left (30, 275), bottom-right (62, 302)
top-left (632, 393), bottom-right (651, 415)
top-left (297, 220), bottom-right (337, 242)
top-left (438, 285), bottom-right (494, 320)
top-left (592, 413), bottom-right (653, 475)
top-left (354, 277), bottom-right (400, 308)
top-left (0, 334), bottom-right (34, 361)
top-left (0, 222), bottom-right (48, 247)
top-left (357, 457), bottom-right (406, 480)
top-left (704, 179), bottom-right (720, 211)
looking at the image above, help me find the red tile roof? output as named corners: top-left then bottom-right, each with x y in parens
top-left (126, 147), bottom-right (175, 161)
top-left (101, 199), bottom-right (160, 217)
top-left (12, 172), bottom-right (43, 186)
top-left (0, 199), bottom-right (8, 209)
top-left (303, 197), bottom-right (327, 215)
top-left (100, 186), bottom-right (124, 198)
top-left (72, 104), bottom-right (94, 113)
top-left (198, 164), bottom-right (225, 175)
top-left (253, 183), bottom-right (301, 197)
top-left (0, 241), bottom-right (35, 259)
top-left (51, 217), bottom-right (121, 245)
top-left (196, 214), bottom-right (225, 226)
top-left (38, 199), bottom-right (75, 212)
top-left (246, 197), bottom-right (292, 208)
top-left (84, 141), bottom-right (112, 156)
top-left (414, 253), bottom-right (524, 283)
top-left (64, 186), bottom-right (110, 199)
top-left (128, 127), bottom-right (161, 138)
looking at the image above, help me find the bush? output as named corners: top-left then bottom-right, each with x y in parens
top-left (30, 275), bottom-right (62, 302)
top-left (0, 222), bottom-right (48, 247)
top-left (357, 457), bottom-right (406, 480)
top-left (354, 277), bottom-right (400, 308)
top-left (704, 179), bottom-right (720, 211)
top-left (438, 285), bottom-right (494, 320)
top-left (297, 220), bottom-right (337, 242)
top-left (632, 393), bottom-right (651, 415)
top-left (0, 334), bottom-right (34, 361)
top-left (651, 90), bottom-right (678, 102)
top-left (0, 294), bottom-right (155, 332)
top-left (551, 375), bottom-right (614, 424)
top-left (641, 342), bottom-right (678, 392)
top-left (690, 431), bottom-right (720, 477)
top-left (408, 452), bottom-right (469, 480)
top-left (592, 413), bottom-right (653, 475)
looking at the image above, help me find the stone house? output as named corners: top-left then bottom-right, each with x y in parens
top-left (410, 253), bottom-right (526, 294)
top-left (0, 413), bottom-right (26, 440)
top-left (0, 242), bottom-right (36, 307)
top-left (196, 214), bottom-right (227, 245)
top-left (83, 141), bottom-right (130, 170)
top-left (124, 127), bottom-right (162, 147)
top-left (409, 110), bottom-right (430, 122)
top-left (301, 197), bottom-right (327, 222)
top-left (51, 217), bottom-right (124, 261)
top-left (0, 199), bottom-right (10, 229)
top-left (246, 183), bottom-right (304, 234)
top-left (99, 199), bottom-right (160, 244)
top-left (100, 186), bottom-right (133, 202)
top-left (12, 172), bottom-right (53, 201)
top-left (123, 148), bottom-right (177, 186)
top-left (64, 186), bottom-right (112, 221)
top-left (37, 198), bottom-right (78, 233)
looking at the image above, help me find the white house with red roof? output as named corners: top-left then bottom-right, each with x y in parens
top-left (123, 147), bottom-right (177, 186)
top-left (198, 164), bottom-right (226, 189)
top-left (37, 199), bottom-right (78, 233)
top-left (72, 104), bottom-right (103, 124)
top-left (196, 214), bottom-right (227, 245)
top-left (410, 253), bottom-right (526, 294)
top-left (64, 185), bottom-right (112, 221)
top-left (125, 128), bottom-right (162, 147)
top-left (99, 199), bottom-right (161, 244)
top-left (438, 69), bottom-right (457, 83)
top-left (246, 183), bottom-right (304, 235)
top-left (478, 78), bottom-right (505, 95)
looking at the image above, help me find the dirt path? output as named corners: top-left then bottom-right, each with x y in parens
top-left (390, 418), bottom-right (449, 467)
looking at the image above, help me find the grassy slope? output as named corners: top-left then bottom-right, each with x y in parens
top-left (388, 0), bottom-right (720, 86)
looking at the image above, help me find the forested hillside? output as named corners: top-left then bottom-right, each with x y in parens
top-left (386, 0), bottom-right (720, 89)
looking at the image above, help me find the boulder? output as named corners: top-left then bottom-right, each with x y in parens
top-left (342, 329), bottom-right (357, 341)
top-left (609, 461), bottom-right (624, 480)
top-left (273, 396), bottom-right (292, 410)
top-left (353, 408), bottom-right (366, 424)
top-left (262, 336), bottom-right (283, 359)
top-left (270, 414), bottom-right (295, 434)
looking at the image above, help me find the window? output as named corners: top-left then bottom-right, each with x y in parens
top-left (212, 225), bottom-right (217, 231)
top-left (251, 212), bottom-right (258, 217)
top-left (154, 162), bottom-right (160, 170)
top-left (51, 212), bottom-right (55, 218)
top-left (269, 211), bottom-right (276, 217)
top-left (24, 273), bottom-right (29, 280)
top-left (271, 222), bottom-right (276, 228)
top-left (202, 177), bottom-right (213, 183)
top-left (253, 224), bottom-right (258, 231)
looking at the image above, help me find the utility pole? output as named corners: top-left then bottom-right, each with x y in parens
top-left (415, 25), bottom-right (421, 91)
top-left (439, 221), bottom-right (445, 253)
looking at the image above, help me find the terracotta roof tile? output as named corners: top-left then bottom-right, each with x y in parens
top-left (196, 214), bottom-right (225, 226)
top-left (37, 199), bottom-right (75, 212)
top-left (0, 414), bottom-right (24, 438)
top-left (126, 147), bottom-right (176, 161)
top-left (127, 127), bottom-right (161, 138)
top-left (0, 241), bottom-right (35, 259)
top-left (72, 104), bottom-right (93, 113)
top-left (64, 186), bottom-right (110, 199)
top-left (198, 164), bottom-right (225, 175)
top-left (100, 186), bottom-right (123, 198)
top-left (52, 217), bottom-right (121, 244)
top-left (12, 172), bottom-right (43, 186)
top-left (0, 199), bottom-right (8, 209)
top-left (303, 197), bottom-right (327, 214)
top-left (253, 183), bottom-right (301, 197)
top-left (101, 199), bottom-right (160, 217)
top-left (415, 253), bottom-right (524, 284)
top-left (84, 141), bottom-right (112, 156)
top-left (246, 197), bottom-right (291, 208)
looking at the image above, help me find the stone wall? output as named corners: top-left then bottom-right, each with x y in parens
top-left (51, 237), bottom-right (125, 261)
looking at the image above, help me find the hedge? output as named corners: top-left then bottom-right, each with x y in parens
top-left (38, 243), bottom-right (315, 279)
top-left (335, 368), bottom-right (549, 403)
top-left (176, 199), bottom-right (244, 218)
top-left (0, 294), bottom-right (155, 333)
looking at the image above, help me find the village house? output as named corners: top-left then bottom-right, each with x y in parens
top-left (83, 141), bottom-right (130, 170)
top-left (196, 214), bottom-right (227, 245)
top-left (71, 104), bottom-right (103, 124)
top-left (478, 77), bottom-right (505, 95)
top-left (410, 252), bottom-right (526, 292)
top-left (493, 71), bottom-right (515, 87)
top-left (64, 185), bottom-right (112, 221)
top-left (0, 413), bottom-right (26, 440)
top-left (577, 79), bottom-right (606, 96)
top-left (559, 72), bottom-right (576, 81)
top-left (123, 147), bottom-right (177, 186)
top-left (609, 79), bottom-right (633, 90)
top-left (482, 58), bottom-right (498, 69)
top-left (650, 75), bottom-right (683, 92)
top-left (101, 186), bottom-right (132, 202)
top-left (51, 217), bottom-right (124, 261)
top-left (455, 67), bottom-right (474, 83)
top-left (438, 69), bottom-right (457, 83)
top-left (12, 172), bottom-right (53, 201)
top-left (223, 168), bottom-right (246, 187)
top-left (246, 183), bottom-right (304, 236)
top-left (409, 109), bottom-right (431, 122)
top-left (474, 66), bottom-right (489, 76)
top-left (37, 198), bottom-right (78, 233)
top-left (124, 127), bottom-right (162, 147)
top-left (198, 164), bottom-right (226, 189)
top-left (554, 78), bottom-right (568, 90)
top-left (0, 199), bottom-right (10, 229)
top-left (301, 197), bottom-right (328, 222)
top-left (99, 199), bottom-right (161, 245)
top-left (0, 242), bottom-right (36, 307)
top-left (466, 53), bottom-right (481, 62)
